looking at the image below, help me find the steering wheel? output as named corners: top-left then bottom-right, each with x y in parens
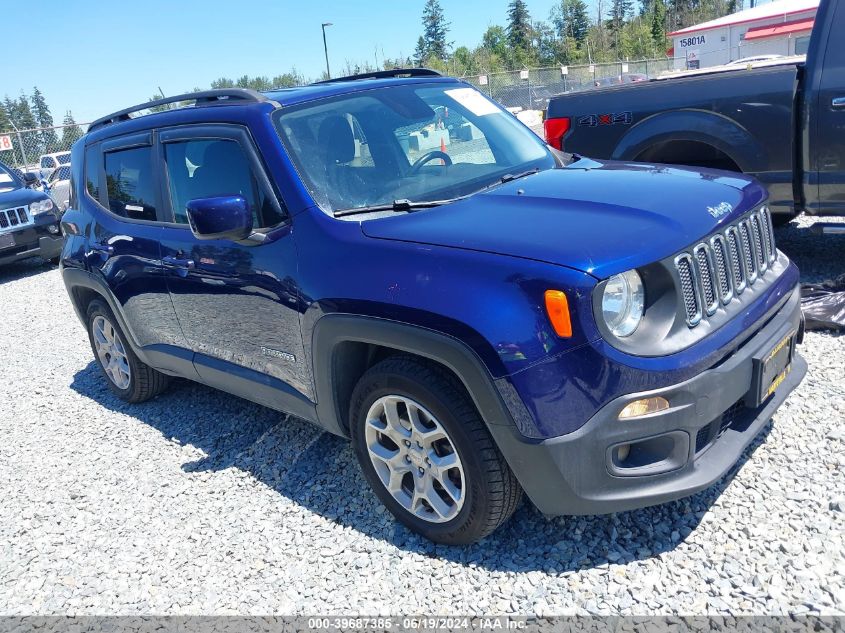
top-left (410, 150), bottom-right (452, 173)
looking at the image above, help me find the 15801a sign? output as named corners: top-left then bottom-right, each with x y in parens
top-left (678, 35), bottom-right (706, 47)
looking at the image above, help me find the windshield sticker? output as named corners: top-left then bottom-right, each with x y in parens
top-left (444, 88), bottom-right (500, 116)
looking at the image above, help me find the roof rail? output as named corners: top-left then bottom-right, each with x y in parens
top-left (313, 68), bottom-right (442, 84)
top-left (88, 89), bottom-right (276, 133)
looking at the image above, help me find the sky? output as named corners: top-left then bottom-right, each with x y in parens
top-left (2, 0), bottom-right (564, 125)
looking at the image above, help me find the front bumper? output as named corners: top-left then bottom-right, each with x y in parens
top-left (490, 284), bottom-right (806, 516)
top-left (0, 224), bottom-right (62, 266)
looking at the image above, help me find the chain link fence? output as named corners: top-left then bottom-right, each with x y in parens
top-left (0, 123), bottom-right (90, 175)
top-left (463, 58), bottom-right (675, 112)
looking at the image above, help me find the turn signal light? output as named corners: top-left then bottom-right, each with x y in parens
top-left (543, 116), bottom-right (571, 151)
top-left (618, 396), bottom-right (670, 420)
top-left (544, 290), bottom-right (572, 338)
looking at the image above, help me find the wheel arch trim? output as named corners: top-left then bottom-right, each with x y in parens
top-left (311, 314), bottom-right (517, 438)
top-left (612, 109), bottom-right (760, 171)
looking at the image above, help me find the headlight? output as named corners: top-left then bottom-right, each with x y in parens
top-left (601, 269), bottom-right (644, 337)
top-left (29, 198), bottom-right (54, 215)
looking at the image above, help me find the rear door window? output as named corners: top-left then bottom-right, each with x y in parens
top-left (104, 146), bottom-right (158, 221)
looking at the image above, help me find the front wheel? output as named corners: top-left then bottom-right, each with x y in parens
top-left (350, 356), bottom-right (522, 544)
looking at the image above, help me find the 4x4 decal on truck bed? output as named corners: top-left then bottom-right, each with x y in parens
top-left (578, 112), bottom-right (632, 127)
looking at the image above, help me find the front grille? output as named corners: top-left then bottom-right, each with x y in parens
top-left (695, 399), bottom-right (748, 454)
top-left (761, 208), bottom-right (776, 264)
top-left (675, 254), bottom-right (700, 325)
top-left (694, 245), bottom-right (718, 315)
top-left (0, 207), bottom-right (28, 230)
top-left (674, 207), bottom-right (778, 327)
top-left (738, 220), bottom-right (757, 284)
top-left (750, 213), bottom-right (767, 273)
top-left (710, 235), bottom-right (732, 302)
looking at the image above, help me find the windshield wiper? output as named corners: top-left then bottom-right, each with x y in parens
top-left (470, 167), bottom-right (541, 196)
top-left (499, 167), bottom-right (541, 184)
top-left (333, 198), bottom-right (458, 218)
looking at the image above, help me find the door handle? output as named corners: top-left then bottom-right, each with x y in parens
top-left (89, 242), bottom-right (114, 257)
top-left (832, 97), bottom-right (845, 109)
top-left (163, 255), bottom-right (195, 270)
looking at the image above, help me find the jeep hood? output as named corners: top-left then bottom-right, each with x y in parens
top-left (0, 186), bottom-right (50, 208)
top-left (360, 159), bottom-right (767, 279)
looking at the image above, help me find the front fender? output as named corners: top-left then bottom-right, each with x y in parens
top-left (613, 109), bottom-right (764, 172)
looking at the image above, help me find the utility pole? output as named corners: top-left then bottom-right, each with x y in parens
top-left (322, 23), bottom-right (333, 79)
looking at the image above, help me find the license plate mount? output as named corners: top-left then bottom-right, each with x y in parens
top-left (0, 233), bottom-right (14, 250)
top-left (748, 330), bottom-right (795, 407)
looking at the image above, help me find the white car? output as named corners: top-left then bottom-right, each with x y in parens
top-left (46, 164), bottom-right (71, 211)
top-left (38, 151), bottom-right (71, 180)
top-left (725, 55), bottom-right (784, 67)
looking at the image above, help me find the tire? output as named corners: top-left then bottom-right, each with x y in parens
top-left (350, 356), bottom-right (522, 544)
top-left (85, 299), bottom-right (169, 403)
top-left (46, 256), bottom-right (60, 266)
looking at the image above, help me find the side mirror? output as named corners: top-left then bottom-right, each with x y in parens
top-left (186, 195), bottom-right (252, 241)
top-left (22, 172), bottom-right (39, 187)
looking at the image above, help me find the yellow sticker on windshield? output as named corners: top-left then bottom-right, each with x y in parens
top-left (444, 88), bottom-right (500, 116)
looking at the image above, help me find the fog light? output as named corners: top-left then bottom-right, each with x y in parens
top-left (48, 224), bottom-right (59, 234)
top-left (618, 396), bottom-right (670, 419)
top-left (616, 443), bottom-right (631, 461)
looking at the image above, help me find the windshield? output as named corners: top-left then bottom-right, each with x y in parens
top-left (57, 153), bottom-right (71, 165)
top-left (0, 163), bottom-right (22, 194)
top-left (273, 82), bottom-right (555, 214)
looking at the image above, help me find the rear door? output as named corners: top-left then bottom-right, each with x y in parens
top-left (156, 124), bottom-right (310, 399)
top-left (83, 135), bottom-right (189, 368)
top-left (811, 0), bottom-right (845, 214)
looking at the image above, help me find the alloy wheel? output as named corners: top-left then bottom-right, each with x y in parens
top-left (364, 395), bottom-right (466, 523)
top-left (92, 315), bottom-right (131, 390)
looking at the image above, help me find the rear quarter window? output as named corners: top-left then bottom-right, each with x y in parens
top-left (104, 147), bottom-right (158, 221)
top-left (84, 147), bottom-right (100, 200)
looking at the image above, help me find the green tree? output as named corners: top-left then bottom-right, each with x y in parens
top-left (481, 25), bottom-right (508, 59)
top-left (0, 101), bottom-right (12, 133)
top-left (210, 77), bottom-right (236, 89)
top-left (60, 111), bottom-right (83, 148)
top-left (414, 36), bottom-right (428, 66)
top-left (421, 0), bottom-right (451, 61)
top-left (507, 0), bottom-right (533, 56)
top-left (532, 21), bottom-right (558, 65)
top-left (551, 0), bottom-right (591, 45)
top-left (30, 87), bottom-right (59, 151)
top-left (651, 0), bottom-right (667, 50)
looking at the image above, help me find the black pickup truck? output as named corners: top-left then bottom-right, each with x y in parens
top-left (544, 0), bottom-right (843, 228)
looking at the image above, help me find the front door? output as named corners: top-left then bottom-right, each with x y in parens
top-left (156, 126), bottom-right (310, 399)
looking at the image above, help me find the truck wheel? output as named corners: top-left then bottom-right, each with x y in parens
top-left (86, 299), bottom-right (169, 403)
top-left (350, 356), bottom-right (522, 544)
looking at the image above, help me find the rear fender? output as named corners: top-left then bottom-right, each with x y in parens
top-left (613, 109), bottom-right (762, 172)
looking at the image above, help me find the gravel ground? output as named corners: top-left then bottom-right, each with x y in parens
top-left (0, 216), bottom-right (842, 616)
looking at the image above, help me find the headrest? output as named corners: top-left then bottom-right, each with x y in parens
top-left (317, 116), bottom-right (355, 164)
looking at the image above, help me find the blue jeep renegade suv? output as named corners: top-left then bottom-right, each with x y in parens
top-left (60, 70), bottom-right (806, 544)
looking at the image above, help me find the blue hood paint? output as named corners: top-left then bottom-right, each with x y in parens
top-left (0, 186), bottom-right (50, 209)
top-left (361, 159), bottom-right (768, 279)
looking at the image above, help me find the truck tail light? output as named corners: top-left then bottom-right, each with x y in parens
top-left (543, 117), bottom-right (571, 151)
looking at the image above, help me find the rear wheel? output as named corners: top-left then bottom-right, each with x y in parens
top-left (350, 356), bottom-right (522, 544)
top-left (86, 299), bottom-right (169, 402)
